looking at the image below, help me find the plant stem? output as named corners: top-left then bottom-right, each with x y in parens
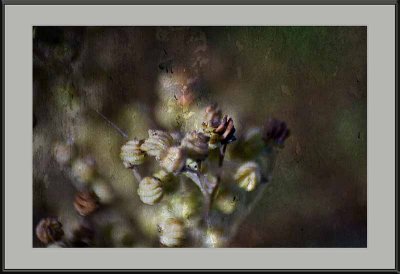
top-left (131, 167), bottom-right (142, 183)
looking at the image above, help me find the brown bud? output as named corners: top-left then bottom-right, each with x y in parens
top-left (262, 118), bottom-right (290, 146)
top-left (70, 223), bottom-right (95, 247)
top-left (73, 191), bottom-right (100, 216)
top-left (181, 131), bottom-right (210, 160)
top-left (35, 217), bottom-right (64, 245)
top-left (202, 104), bottom-right (236, 147)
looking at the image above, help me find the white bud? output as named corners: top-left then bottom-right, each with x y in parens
top-left (137, 177), bottom-right (163, 205)
top-left (120, 139), bottom-right (145, 168)
top-left (234, 162), bottom-right (261, 191)
top-left (159, 218), bottom-right (185, 247)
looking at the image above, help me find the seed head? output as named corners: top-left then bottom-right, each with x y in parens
top-left (202, 104), bottom-right (236, 148)
top-left (137, 176), bottom-right (163, 205)
top-left (234, 161), bottom-right (261, 191)
top-left (35, 217), bottom-right (64, 245)
top-left (120, 139), bottom-right (145, 168)
top-left (159, 218), bottom-right (185, 247)
top-left (262, 118), bottom-right (290, 146)
top-left (160, 146), bottom-right (186, 173)
top-left (180, 131), bottom-right (209, 160)
top-left (141, 130), bottom-right (173, 160)
top-left (73, 191), bottom-right (100, 216)
top-left (71, 157), bottom-right (96, 184)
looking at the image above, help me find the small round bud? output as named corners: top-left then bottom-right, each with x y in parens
top-left (204, 228), bottom-right (224, 248)
top-left (215, 191), bottom-right (237, 214)
top-left (35, 217), bottom-right (64, 245)
top-left (141, 130), bottom-right (173, 160)
top-left (92, 178), bottom-right (114, 205)
top-left (53, 142), bottom-right (75, 166)
top-left (137, 176), bottom-right (163, 205)
top-left (168, 192), bottom-right (199, 220)
top-left (73, 191), bottom-right (100, 216)
top-left (185, 158), bottom-right (199, 171)
top-left (181, 131), bottom-right (209, 160)
top-left (159, 218), bottom-right (185, 247)
top-left (120, 139), bottom-right (145, 168)
top-left (47, 241), bottom-right (67, 248)
top-left (160, 146), bottom-right (186, 173)
top-left (70, 223), bottom-right (95, 247)
top-left (262, 118), bottom-right (290, 146)
top-left (234, 162), bottom-right (261, 191)
top-left (71, 157), bottom-right (96, 184)
top-left (110, 224), bottom-right (135, 247)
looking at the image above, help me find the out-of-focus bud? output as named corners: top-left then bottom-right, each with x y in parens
top-left (141, 130), bottom-right (173, 160)
top-left (53, 141), bottom-right (75, 166)
top-left (137, 176), bottom-right (163, 205)
top-left (215, 191), bottom-right (237, 215)
top-left (181, 131), bottom-right (209, 160)
top-left (46, 241), bottom-right (67, 248)
top-left (91, 178), bottom-right (114, 205)
top-left (36, 217), bottom-right (64, 245)
top-left (168, 192), bottom-right (199, 220)
top-left (159, 218), bottom-right (185, 247)
top-left (160, 146), bottom-right (186, 173)
top-left (110, 224), bottom-right (135, 247)
top-left (234, 162), bottom-right (261, 191)
top-left (204, 228), bottom-right (224, 248)
top-left (71, 157), bottom-right (96, 184)
top-left (262, 118), bottom-right (290, 146)
top-left (73, 191), bottom-right (100, 216)
top-left (177, 88), bottom-right (195, 109)
top-left (70, 223), bottom-right (95, 247)
top-left (120, 139), bottom-right (145, 168)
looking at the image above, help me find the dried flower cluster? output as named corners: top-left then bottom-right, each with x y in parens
top-left (117, 103), bottom-right (290, 247)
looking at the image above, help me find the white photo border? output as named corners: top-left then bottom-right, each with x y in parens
top-left (4, 4), bottom-right (396, 270)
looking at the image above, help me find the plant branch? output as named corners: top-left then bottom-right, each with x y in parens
top-left (130, 167), bottom-right (142, 183)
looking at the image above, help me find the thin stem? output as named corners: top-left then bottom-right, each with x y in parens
top-left (92, 108), bottom-right (129, 139)
top-left (131, 167), bottom-right (142, 183)
top-left (227, 183), bottom-right (267, 244)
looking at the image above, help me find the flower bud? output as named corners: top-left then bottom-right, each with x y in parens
top-left (215, 191), bottom-right (237, 214)
top-left (159, 218), bottom-right (185, 247)
top-left (137, 176), bottom-right (163, 205)
top-left (73, 191), bottom-right (100, 216)
top-left (160, 146), bottom-right (186, 173)
top-left (53, 141), bottom-right (75, 166)
top-left (181, 131), bottom-right (209, 160)
top-left (141, 130), bottom-right (173, 160)
top-left (202, 104), bottom-right (236, 148)
top-left (234, 161), bottom-right (261, 191)
top-left (262, 118), bottom-right (290, 146)
top-left (204, 228), bottom-right (224, 248)
top-left (92, 178), bottom-right (114, 205)
top-left (120, 139), bottom-right (145, 168)
top-left (71, 157), bottom-right (96, 184)
top-left (35, 217), bottom-right (64, 245)
top-left (168, 192), bottom-right (199, 220)
top-left (70, 223), bottom-right (94, 247)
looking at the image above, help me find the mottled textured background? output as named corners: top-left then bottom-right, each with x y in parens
top-left (33, 26), bottom-right (367, 247)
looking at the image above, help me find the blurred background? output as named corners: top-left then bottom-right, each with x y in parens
top-left (33, 26), bottom-right (367, 247)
